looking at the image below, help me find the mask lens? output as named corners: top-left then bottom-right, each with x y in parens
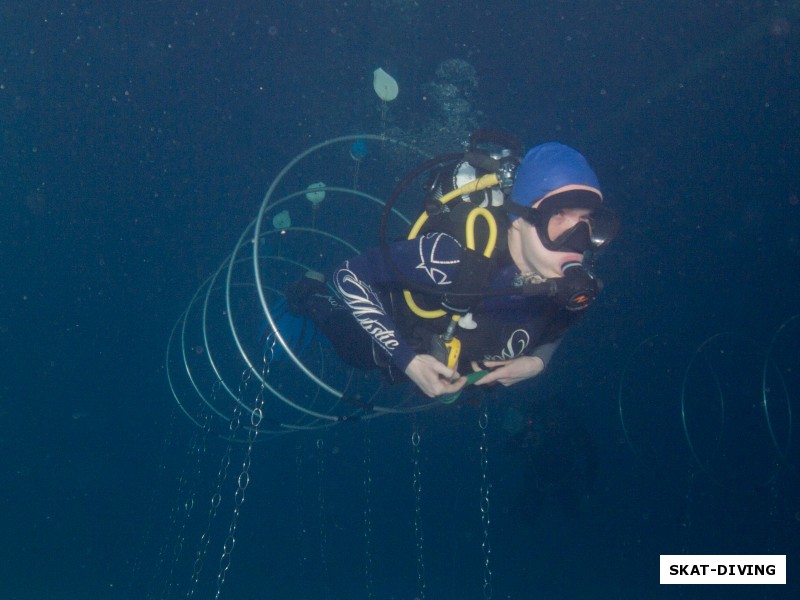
top-left (519, 190), bottom-right (620, 252)
top-left (545, 219), bottom-right (591, 253)
top-left (540, 205), bottom-right (619, 252)
top-left (584, 206), bottom-right (620, 248)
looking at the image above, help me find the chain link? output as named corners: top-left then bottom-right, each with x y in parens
top-left (213, 363), bottom-right (266, 599)
top-left (187, 436), bottom-right (232, 598)
top-left (316, 437), bottom-right (330, 599)
top-left (136, 409), bottom-right (175, 599)
top-left (479, 402), bottom-right (493, 600)
top-left (363, 424), bottom-right (374, 600)
top-left (411, 422), bottom-right (426, 600)
top-left (158, 410), bottom-right (209, 599)
top-left (294, 442), bottom-right (309, 594)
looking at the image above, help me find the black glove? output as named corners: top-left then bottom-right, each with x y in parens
top-left (284, 277), bottom-right (328, 317)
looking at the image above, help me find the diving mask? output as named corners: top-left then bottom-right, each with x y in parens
top-left (513, 188), bottom-right (620, 254)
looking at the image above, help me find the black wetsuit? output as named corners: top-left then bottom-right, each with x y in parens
top-left (299, 231), bottom-right (581, 376)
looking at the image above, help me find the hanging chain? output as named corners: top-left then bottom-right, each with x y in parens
top-left (411, 422), bottom-right (426, 600)
top-left (479, 402), bottom-right (493, 600)
top-left (363, 423), bottom-right (374, 600)
top-left (138, 409), bottom-right (175, 599)
top-left (681, 470), bottom-right (696, 554)
top-left (159, 409), bottom-right (209, 600)
top-left (262, 331), bottom-right (276, 379)
top-left (187, 420), bottom-right (232, 598)
top-left (316, 437), bottom-right (331, 600)
top-left (767, 471), bottom-right (780, 554)
top-left (212, 374), bottom-right (245, 598)
top-left (295, 442), bottom-right (308, 593)
top-left (214, 360), bottom-right (266, 599)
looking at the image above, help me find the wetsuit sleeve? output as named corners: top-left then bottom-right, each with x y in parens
top-left (529, 337), bottom-right (562, 370)
top-left (333, 233), bottom-right (463, 372)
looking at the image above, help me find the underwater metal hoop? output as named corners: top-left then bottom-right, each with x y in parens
top-left (252, 135), bottom-right (426, 403)
top-left (680, 332), bottom-right (729, 479)
top-left (680, 331), bottom-right (784, 492)
top-left (618, 334), bottom-right (688, 472)
top-left (619, 324), bottom-right (795, 491)
top-left (168, 134), bottom-right (448, 435)
top-left (762, 314), bottom-right (799, 476)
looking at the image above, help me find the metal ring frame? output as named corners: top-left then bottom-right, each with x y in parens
top-left (166, 135), bottom-right (445, 439)
top-left (618, 316), bottom-right (799, 489)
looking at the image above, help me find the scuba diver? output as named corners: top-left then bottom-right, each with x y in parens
top-left (285, 132), bottom-right (619, 399)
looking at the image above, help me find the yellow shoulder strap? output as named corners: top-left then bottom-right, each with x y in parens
top-left (403, 173), bottom-right (501, 319)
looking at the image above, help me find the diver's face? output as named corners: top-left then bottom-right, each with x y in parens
top-left (508, 217), bottom-right (583, 278)
top-left (546, 208), bottom-right (593, 246)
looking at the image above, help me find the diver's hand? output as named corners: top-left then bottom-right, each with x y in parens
top-left (405, 354), bottom-right (467, 398)
top-left (473, 356), bottom-right (545, 387)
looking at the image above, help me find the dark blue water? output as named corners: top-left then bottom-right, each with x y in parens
top-left (2, 1), bottom-right (799, 598)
